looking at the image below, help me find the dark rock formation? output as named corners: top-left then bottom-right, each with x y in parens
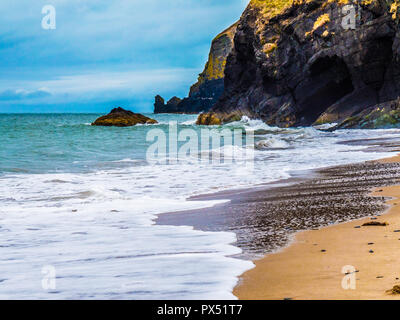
top-left (154, 23), bottom-right (237, 114)
top-left (154, 96), bottom-right (182, 113)
top-left (198, 0), bottom-right (400, 128)
top-left (334, 98), bottom-right (400, 128)
top-left (196, 113), bottom-right (222, 125)
top-left (166, 96), bottom-right (182, 110)
top-left (196, 111), bottom-right (243, 125)
top-left (92, 107), bottom-right (158, 127)
top-left (153, 95), bottom-right (165, 114)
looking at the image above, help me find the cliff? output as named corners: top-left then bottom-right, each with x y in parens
top-left (154, 23), bottom-right (237, 113)
top-left (197, 0), bottom-right (400, 128)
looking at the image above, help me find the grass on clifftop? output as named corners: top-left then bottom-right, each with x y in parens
top-left (251, 0), bottom-right (293, 18)
top-left (250, 0), bottom-right (350, 19)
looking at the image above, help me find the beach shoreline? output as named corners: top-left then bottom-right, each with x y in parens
top-left (234, 155), bottom-right (400, 300)
top-left (157, 149), bottom-right (400, 299)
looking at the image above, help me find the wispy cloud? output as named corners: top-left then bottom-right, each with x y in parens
top-left (0, 88), bottom-right (51, 101)
top-left (33, 69), bottom-right (198, 94)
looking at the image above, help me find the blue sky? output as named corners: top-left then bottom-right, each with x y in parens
top-left (0, 0), bottom-right (248, 113)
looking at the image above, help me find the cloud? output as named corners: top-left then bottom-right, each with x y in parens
top-left (0, 0), bottom-right (247, 69)
top-left (33, 68), bottom-right (197, 94)
top-left (0, 88), bottom-right (51, 101)
top-left (0, 67), bottom-right (199, 113)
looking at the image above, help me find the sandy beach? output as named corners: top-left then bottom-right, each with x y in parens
top-left (234, 156), bottom-right (400, 300)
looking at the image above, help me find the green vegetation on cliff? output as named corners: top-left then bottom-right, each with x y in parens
top-left (250, 0), bottom-right (293, 19)
top-left (154, 22), bottom-right (237, 114)
top-left (195, 23), bottom-right (237, 86)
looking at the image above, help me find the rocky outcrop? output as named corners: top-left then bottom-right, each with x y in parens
top-left (198, 0), bottom-right (400, 128)
top-left (196, 113), bottom-right (223, 125)
top-left (196, 111), bottom-right (244, 125)
top-left (154, 96), bottom-right (182, 113)
top-left (153, 95), bottom-right (165, 114)
top-left (154, 23), bottom-right (237, 114)
top-left (92, 107), bottom-right (158, 127)
top-left (334, 98), bottom-right (400, 128)
top-left (166, 96), bottom-right (182, 110)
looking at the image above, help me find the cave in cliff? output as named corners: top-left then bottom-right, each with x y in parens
top-left (298, 56), bottom-right (354, 124)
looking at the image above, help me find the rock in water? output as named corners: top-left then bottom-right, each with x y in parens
top-left (196, 113), bottom-right (222, 126)
top-left (153, 96), bottom-right (182, 113)
top-left (198, 0), bottom-right (400, 127)
top-left (153, 95), bottom-right (166, 114)
top-left (196, 111), bottom-right (243, 125)
top-left (92, 107), bottom-right (158, 127)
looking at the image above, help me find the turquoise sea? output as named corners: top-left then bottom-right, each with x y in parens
top-left (0, 113), bottom-right (197, 174)
top-left (1, 113), bottom-right (400, 299)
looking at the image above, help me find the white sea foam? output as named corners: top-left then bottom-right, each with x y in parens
top-left (0, 194), bottom-right (253, 299)
top-left (256, 137), bottom-right (290, 149)
top-left (181, 119), bottom-right (197, 125)
top-left (313, 122), bottom-right (338, 130)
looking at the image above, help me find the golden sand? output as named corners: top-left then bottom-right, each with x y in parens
top-left (234, 159), bottom-right (400, 300)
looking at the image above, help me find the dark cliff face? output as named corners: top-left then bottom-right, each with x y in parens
top-left (153, 95), bottom-right (165, 113)
top-left (154, 23), bottom-right (237, 114)
top-left (198, 0), bottom-right (400, 128)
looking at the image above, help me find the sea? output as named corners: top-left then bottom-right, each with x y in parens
top-left (1, 113), bottom-right (400, 299)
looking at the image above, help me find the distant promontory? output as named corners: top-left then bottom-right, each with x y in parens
top-left (154, 23), bottom-right (237, 114)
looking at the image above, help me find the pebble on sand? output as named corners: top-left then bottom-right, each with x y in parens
top-left (362, 221), bottom-right (388, 227)
top-left (387, 285), bottom-right (400, 295)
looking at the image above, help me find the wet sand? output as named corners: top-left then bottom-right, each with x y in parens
top-left (158, 160), bottom-right (400, 259)
top-left (234, 183), bottom-right (400, 300)
top-left (157, 142), bottom-right (400, 299)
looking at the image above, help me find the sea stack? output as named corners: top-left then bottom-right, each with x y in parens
top-left (92, 107), bottom-right (158, 127)
top-left (153, 96), bottom-right (182, 113)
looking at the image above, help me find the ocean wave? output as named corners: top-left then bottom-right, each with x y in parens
top-left (226, 116), bottom-right (321, 138)
top-left (313, 122), bottom-right (338, 130)
top-left (110, 158), bottom-right (143, 163)
top-left (226, 116), bottom-right (284, 134)
top-left (180, 119), bottom-right (197, 125)
top-left (199, 144), bottom-right (255, 161)
top-left (256, 137), bottom-right (290, 150)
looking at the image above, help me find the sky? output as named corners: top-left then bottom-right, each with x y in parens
top-left (0, 0), bottom-right (248, 113)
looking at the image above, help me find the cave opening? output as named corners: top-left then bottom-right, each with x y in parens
top-left (298, 55), bottom-right (354, 124)
top-left (360, 36), bottom-right (393, 92)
